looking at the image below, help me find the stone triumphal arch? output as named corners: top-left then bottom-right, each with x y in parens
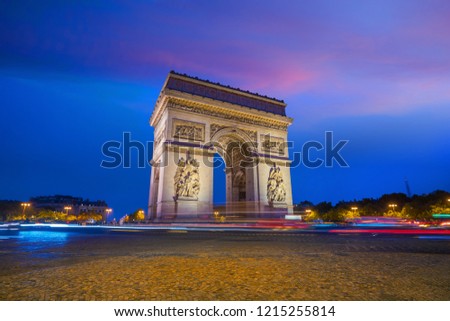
top-left (148, 71), bottom-right (294, 221)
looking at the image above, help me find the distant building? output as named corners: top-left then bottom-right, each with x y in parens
top-left (29, 195), bottom-right (108, 216)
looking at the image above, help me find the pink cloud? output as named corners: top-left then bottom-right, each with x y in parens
top-left (3, 0), bottom-right (450, 121)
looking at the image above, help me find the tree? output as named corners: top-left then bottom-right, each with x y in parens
top-left (66, 214), bottom-right (78, 222)
top-left (357, 198), bottom-right (383, 216)
top-left (293, 200), bottom-right (314, 213)
top-left (343, 209), bottom-right (360, 220)
top-left (296, 191), bottom-right (450, 222)
top-left (35, 210), bottom-right (65, 221)
top-left (321, 208), bottom-right (346, 222)
top-left (304, 209), bottom-right (319, 222)
top-left (315, 202), bottom-right (333, 215)
top-left (0, 200), bottom-right (34, 221)
top-left (127, 209), bottom-right (146, 223)
top-left (78, 211), bottom-right (103, 222)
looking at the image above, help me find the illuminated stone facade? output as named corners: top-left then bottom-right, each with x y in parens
top-left (148, 71), bottom-right (294, 220)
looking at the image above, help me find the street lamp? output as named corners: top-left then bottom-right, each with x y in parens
top-left (351, 207), bottom-right (358, 215)
top-left (64, 206), bottom-right (72, 216)
top-left (21, 202), bottom-right (31, 219)
top-left (105, 208), bottom-right (112, 224)
top-left (388, 204), bottom-right (397, 213)
top-left (305, 209), bottom-right (312, 218)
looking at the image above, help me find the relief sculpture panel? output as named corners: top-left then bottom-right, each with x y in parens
top-left (210, 123), bottom-right (257, 142)
top-left (174, 157), bottom-right (200, 200)
top-left (172, 119), bottom-right (205, 141)
top-left (261, 134), bottom-right (286, 156)
top-left (267, 165), bottom-right (287, 203)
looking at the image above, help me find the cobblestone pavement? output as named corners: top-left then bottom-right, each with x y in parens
top-left (0, 230), bottom-right (449, 300)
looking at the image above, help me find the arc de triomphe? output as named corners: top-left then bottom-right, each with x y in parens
top-left (148, 71), bottom-right (293, 221)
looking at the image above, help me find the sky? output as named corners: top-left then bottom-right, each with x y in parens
top-left (1, 0), bottom-right (450, 218)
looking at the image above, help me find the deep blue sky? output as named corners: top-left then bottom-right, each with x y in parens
top-left (1, 1), bottom-right (450, 218)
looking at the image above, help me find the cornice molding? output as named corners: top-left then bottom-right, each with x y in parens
top-left (150, 92), bottom-right (293, 131)
top-left (150, 72), bottom-right (294, 129)
top-left (169, 97), bottom-right (289, 131)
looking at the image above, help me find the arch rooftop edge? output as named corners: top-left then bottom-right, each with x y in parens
top-left (150, 71), bottom-right (293, 127)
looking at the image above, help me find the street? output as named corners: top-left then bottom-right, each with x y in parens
top-left (1, 228), bottom-right (449, 300)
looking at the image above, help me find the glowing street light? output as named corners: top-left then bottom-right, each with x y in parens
top-left (388, 204), bottom-right (397, 212)
top-left (351, 206), bottom-right (358, 215)
top-left (64, 206), bottom-right (72, 216)
top-left (21, 202), bottom-right (31, 218)
top-left (105, 208), bottom-right (112, 224)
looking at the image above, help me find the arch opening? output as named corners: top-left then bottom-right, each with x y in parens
top-left (210, 129), bottom-right (258, 209)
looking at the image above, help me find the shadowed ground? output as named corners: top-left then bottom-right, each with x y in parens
top-left (0, 229), bottom-right (449, 300)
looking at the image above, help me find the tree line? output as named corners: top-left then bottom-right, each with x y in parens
top-left (0, 201), bottom-right (104, 223)
top-left (294, 190), bottom-right (450, 222)
top-left (2, 190), bottom-right (449, 223)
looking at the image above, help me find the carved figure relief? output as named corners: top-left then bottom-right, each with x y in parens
top-left (174, 157), bottom-right (200, 199)
top-left (210, 124), bottom-right (226, 138)
top-left (172, 119), bottom-right (205, 141)
top-left (261, 134), bottom-right (285, 155)
top-left (210, 123), bottom-right (257, 142)
top-left (267, 165), bottom-right (286, 203)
